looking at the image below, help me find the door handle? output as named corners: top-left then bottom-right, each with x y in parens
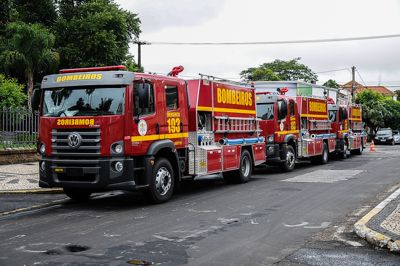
top-left (180, 122), bottom-right (183, 132)
top-left (156, 123), bottom-right (160, 134)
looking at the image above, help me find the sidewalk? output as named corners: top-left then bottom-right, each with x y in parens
top-left (0, 162), bottom-right (61, 193)
top-left (354, 186), bottom-right (400, 253)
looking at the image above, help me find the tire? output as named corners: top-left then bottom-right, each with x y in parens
top-left (146, 158), bottom-right (175, 204)
top-left (280, 146), bottom-right (296, 172)
top-left (63, 188), bottom-right (92, 202)
top-left (223, 149), bottom-right (253, 184)
top-left (391, 139), bottom-right (395, 146)
top-left (340, 141), bottom-right (348, 159)
top-left (311, 142), bottom-right (329, 165)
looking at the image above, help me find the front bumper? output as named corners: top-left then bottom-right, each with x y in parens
top-left (39, 157), bottom-right (136, 191)
top-left (265, 143), bottom-right (284, 163)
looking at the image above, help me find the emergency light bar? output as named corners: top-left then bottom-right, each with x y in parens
top-left (59, 65), bottom-right (126, 74)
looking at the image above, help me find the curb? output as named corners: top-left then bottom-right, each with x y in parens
top-left (0, 188), bottom-right (63, 194)
top-left (354, 186), bottom-right (400, 252)
top-left (0, 198), bottom-right (67, 217)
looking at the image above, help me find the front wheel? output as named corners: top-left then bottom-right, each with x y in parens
top-left (147, 158), bottom-right (175, 204)
top-left (63, 188), bottom-right (92, 202)
top-left (281, 146), bottom-right (296, 172)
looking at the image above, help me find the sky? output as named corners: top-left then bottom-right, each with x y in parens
top-left (116, 0), bottom-right (400, 90)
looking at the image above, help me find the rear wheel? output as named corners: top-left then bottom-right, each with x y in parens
top-left (351, 147), bottom-right (363, 155)
top-left (340, 141), bottom-right (348, 159)
top-left (311, 142), bottom-right (329, 165)
top-left (147, 158), bottom-right (175, 204)
top-left (63, 188), bottom-right (92, 202)
top-left (280, 146), bottom-right (296, 172)
top-left (223, 150), bottom-right (253, 184)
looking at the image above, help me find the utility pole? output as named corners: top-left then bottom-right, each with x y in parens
top-left (351, 66), bottom-right (356, 103)
top-left (134, 41), bottom-right (149, 70)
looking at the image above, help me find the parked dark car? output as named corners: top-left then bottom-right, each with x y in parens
top-left (375, 128), bottom-right (395, 145)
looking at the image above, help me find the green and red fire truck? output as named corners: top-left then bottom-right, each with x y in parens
top-left (256, 89), bottom-right (336, 171)
top-left (32, 66), bottom-right (265, 203)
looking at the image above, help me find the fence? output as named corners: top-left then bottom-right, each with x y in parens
top-left (0, 107), bottom-right (39, 150)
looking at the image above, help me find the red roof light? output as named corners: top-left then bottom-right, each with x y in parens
top-left (59, 65), bottom-right (126, 74)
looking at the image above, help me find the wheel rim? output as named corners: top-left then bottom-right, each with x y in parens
top-left (323, 147), bottom-right (328, 161)
top-left (343, 145), bottom-right (347, 157)
top-left (287, 151), bottom-right (295, 168)
top-left (241, 155), bottom-right (251, 177)
top-left (155, 167), bottom-right (172, 196)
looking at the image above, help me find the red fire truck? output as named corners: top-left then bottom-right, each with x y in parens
top-left (31, 66), bottom-right (265, 203)
top-left (328, 101), bottom-right (366, 158)
top-left (256, 90), bottom-right (336, 171)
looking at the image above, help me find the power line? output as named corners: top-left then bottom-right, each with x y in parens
top-left (146, 34), bottom-right (400, 46)
top-left (355, 69), bottom-right (367, 86)
top-left (316, 68), bottom-right (351, 74)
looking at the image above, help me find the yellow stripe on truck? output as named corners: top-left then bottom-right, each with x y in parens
top-left (131, 132), bottom-right (188, 142)
top-left (197, 106), bottom-right (256, 115)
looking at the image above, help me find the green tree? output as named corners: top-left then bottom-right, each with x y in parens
top-left (0, 74), bottom-right (27, 108)
top-left (382, 98), bottom-right (400, 130)
top-left (394, 90), bottom-right (400, 101)
top-left (55, 0), bottom-right (141, 69)
top-left (240, 58), bottom-right (318, 83)
top-left (0, 22), bottom-right (59, 105)
top-left (323, 79), bottom-right (340, 89)
top-left (14, 0), bottom-right (57, 27)
top-left (356, 90), bottom-right (387, 135)
top-left (124, 54), bottom-right (143, 72)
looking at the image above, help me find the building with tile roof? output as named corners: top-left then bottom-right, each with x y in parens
top-left (341, 81), bottom-right (396, 100)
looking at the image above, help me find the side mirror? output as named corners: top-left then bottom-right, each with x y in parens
top-left (136, 83), bottom-right (150, 108)
top-left (339, 107), bottom-right (348, 121)
top-left (31, 89), bottom-right (41, 111)
top-left (278, 100), bottom-right (288, 120)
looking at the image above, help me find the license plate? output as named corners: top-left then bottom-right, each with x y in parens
top-left (381, 139), bottom-right (386, 142)
top-left (67, 168), bottom-right (84, 177)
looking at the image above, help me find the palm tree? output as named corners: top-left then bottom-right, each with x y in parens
top-left (0, 22), bottom-right (59, 108)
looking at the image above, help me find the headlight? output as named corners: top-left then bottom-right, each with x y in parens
top-left (39, 144), bottom-right (46, 154)
top-left (113, 161), bottom-right (123, 172)
top-left (40, 161), bottom-right (46, 171)
top-left (113, 143), bottom-right (123, 154)
top-left (267, 135), bottom-right (274, 143)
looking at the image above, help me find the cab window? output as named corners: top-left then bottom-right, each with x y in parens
top-left (289, 100), bottom-right (295, 116)
top-left (133, 81), bottom-right (155, 116)
top-left (165, 85), bottom-right (178, 110)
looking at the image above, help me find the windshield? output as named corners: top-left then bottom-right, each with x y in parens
top-left (43, 87), bottom-right (125, 117)
top-left (257, 103), bottom-right (274, 120)
top-left (377, 129), bottom-right (392, 135)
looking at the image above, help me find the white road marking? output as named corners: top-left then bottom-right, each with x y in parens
top-left (283, 170), bottom-right (363, 183)
top-left (304, 222), bottom-right (331, 229)
top-left (283, 222), bottom-right (309, 227)
top-left (188, 209), bottom-right (217, 213)
top-left (334, 225), bottom-right (364, 247)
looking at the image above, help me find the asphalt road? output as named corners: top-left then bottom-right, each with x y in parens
top-left (1, 145), bottom-right (400, 265)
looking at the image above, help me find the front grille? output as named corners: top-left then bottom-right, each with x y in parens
top-left (51, 128), bottom-right (101, 157)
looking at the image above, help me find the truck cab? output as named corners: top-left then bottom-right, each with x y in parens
top-left (256, 93), bottom-right (299, 171)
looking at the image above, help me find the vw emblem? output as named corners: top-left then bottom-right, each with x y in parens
top-left (67, 132), bottom-right (82, 149)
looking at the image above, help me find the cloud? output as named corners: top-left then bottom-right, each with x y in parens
top-left (115, 0), bottom-right (226, 33)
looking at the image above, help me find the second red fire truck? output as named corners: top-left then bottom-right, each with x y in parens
top-left (256, 89), bottom-right (337, 171)
top-left (32, 66), bottom-right (265, 203)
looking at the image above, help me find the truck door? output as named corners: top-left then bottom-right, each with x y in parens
top-left (132, 78), bottom-right (162, 154)
top-left (163, 81), bottom-right (188, 149)
top-left (289, 99), bottom-right (298, 132)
